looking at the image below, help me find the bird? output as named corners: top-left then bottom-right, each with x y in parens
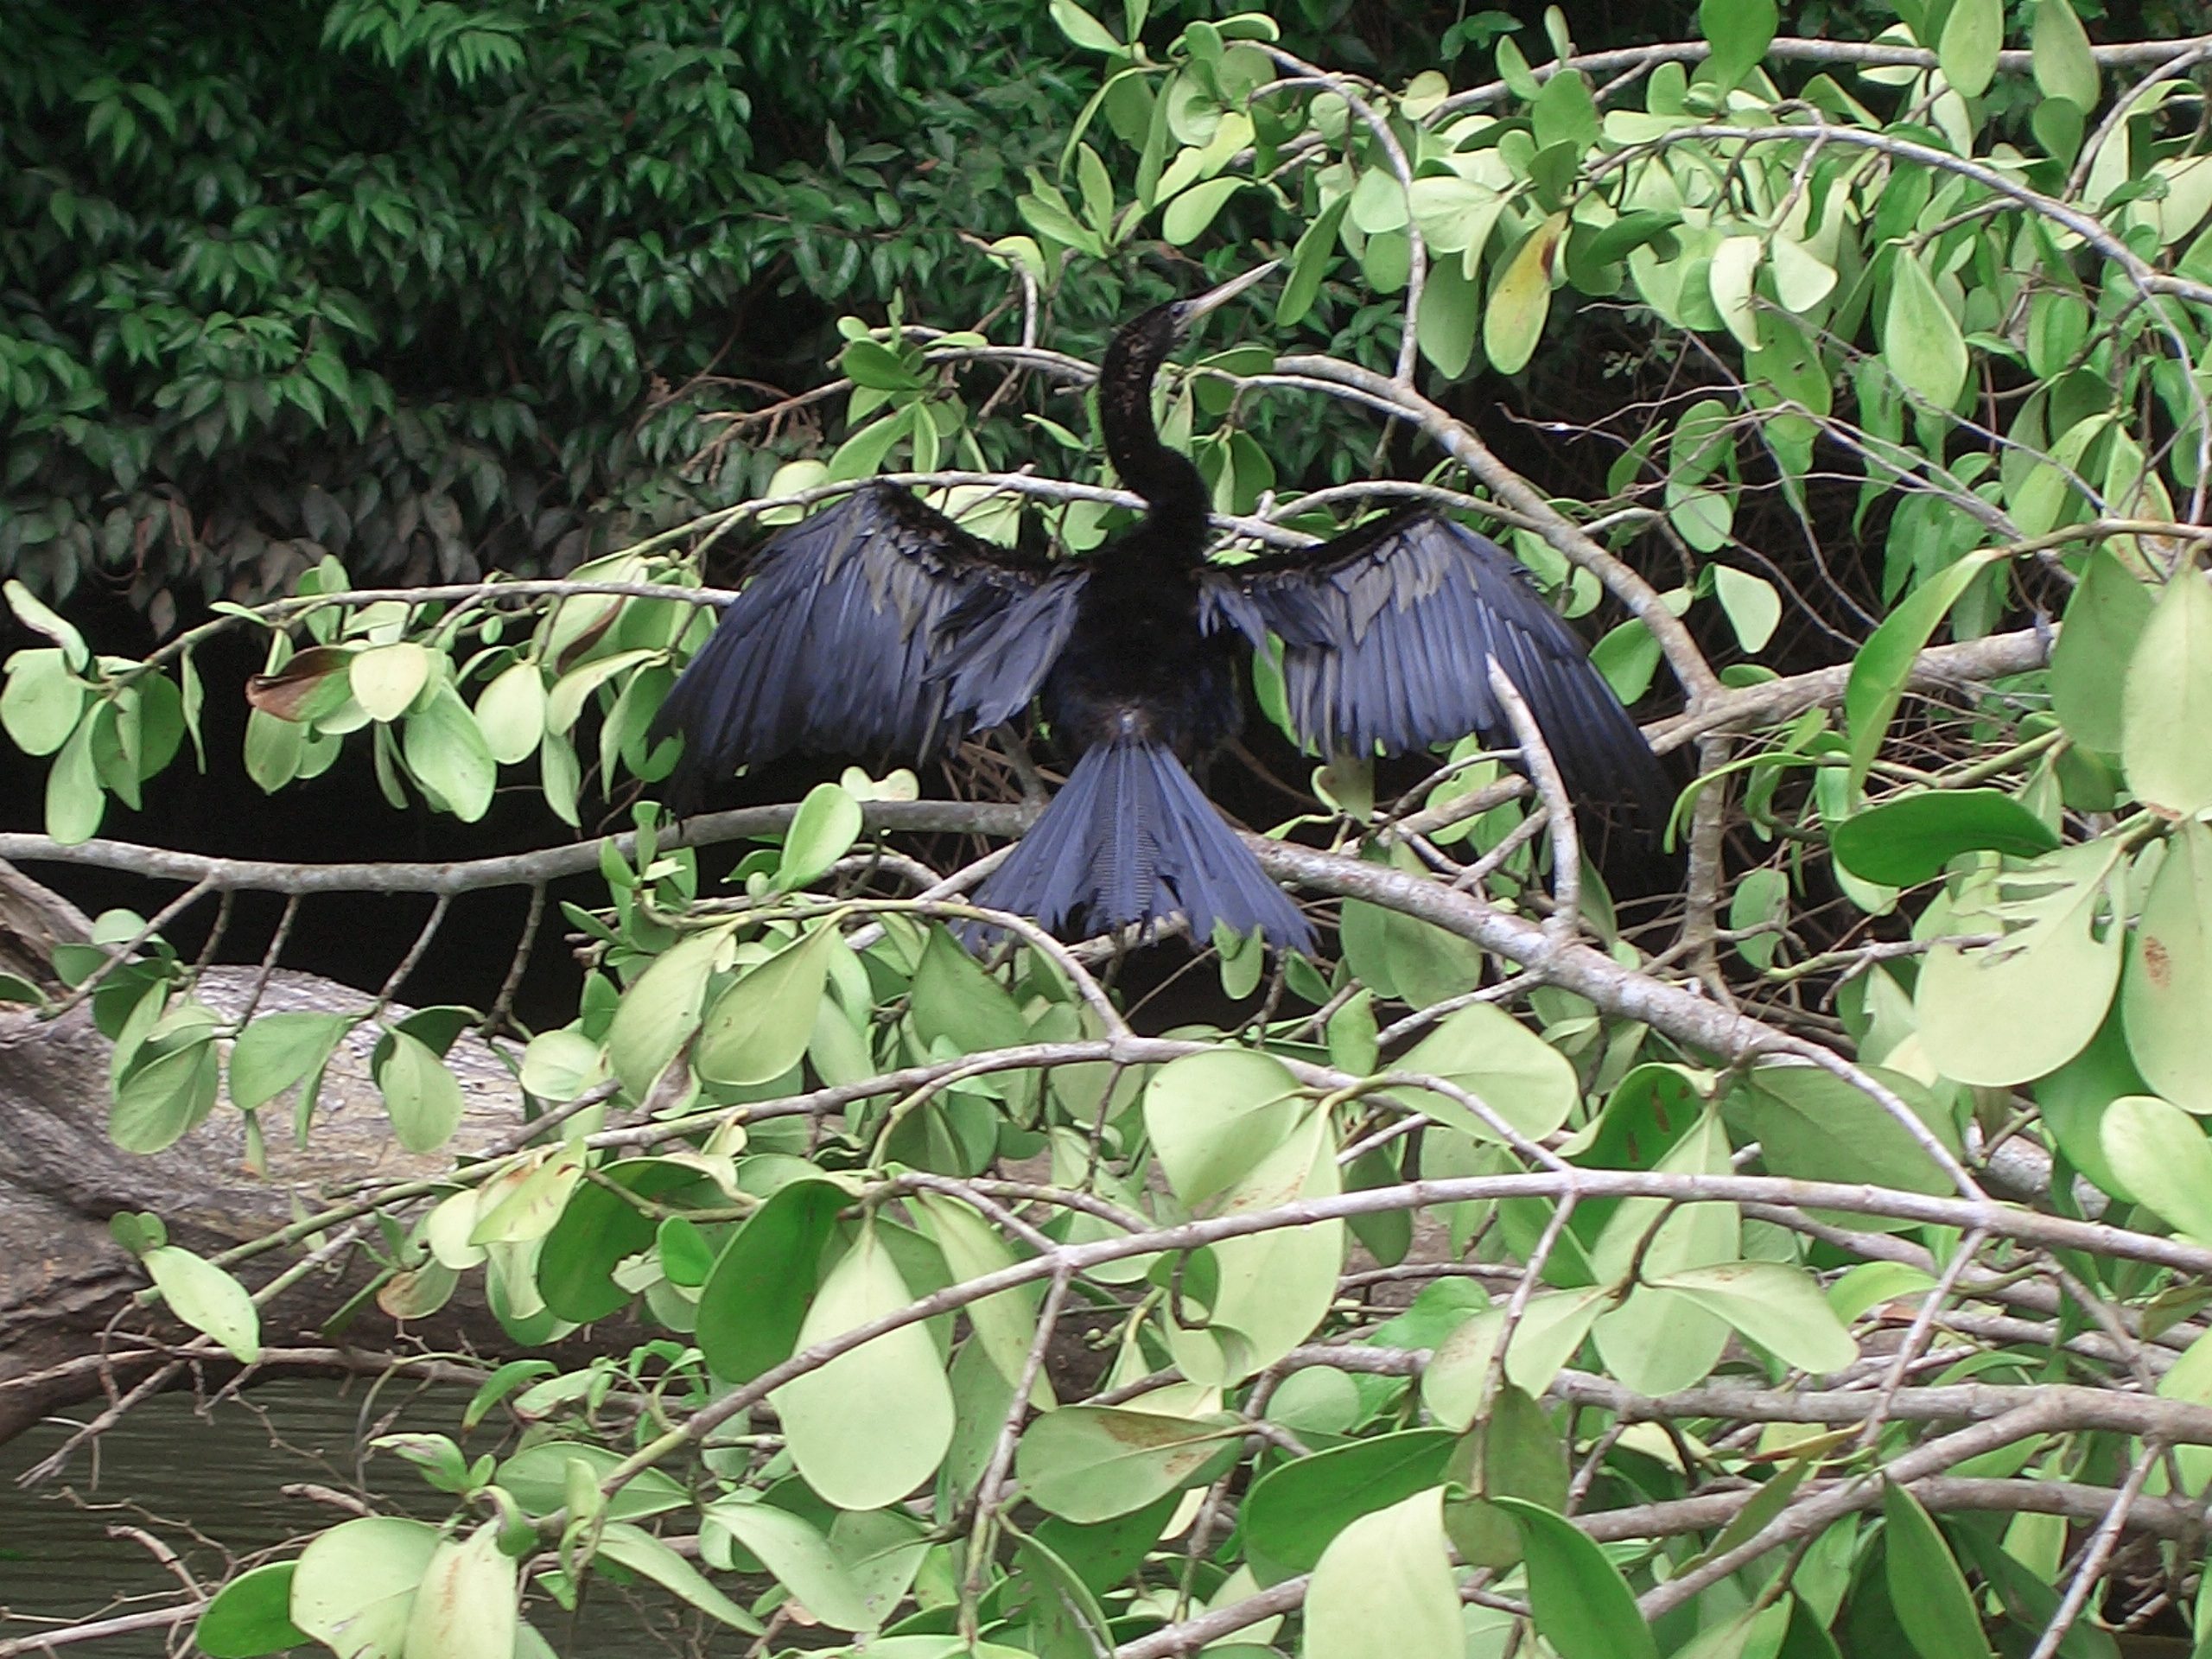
top-left (650, 263), bottom-right (1677, 952)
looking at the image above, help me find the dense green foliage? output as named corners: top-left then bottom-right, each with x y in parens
top-left (12, 3), bottom-right (2212, 1658)
top-left (0, 0), bottom-right (1096, 626)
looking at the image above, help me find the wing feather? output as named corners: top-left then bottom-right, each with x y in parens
top-left (1200, 508), bottom-right (1677, 883)
top-left (654, 486), bottom-right (1086, 796)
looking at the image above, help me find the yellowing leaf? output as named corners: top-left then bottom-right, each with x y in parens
top-left (1484, 213), bottom-right (1566, 376)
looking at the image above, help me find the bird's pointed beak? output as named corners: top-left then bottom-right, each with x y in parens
top-left (1173, 259), bottom-right (1282, 328)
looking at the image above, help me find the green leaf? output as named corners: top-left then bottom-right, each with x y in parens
top-left (46, 715), bottom-right (105, 844)
top-left (2123, 822), bottom-right (2212, 1113)
top-left (605, 924), bottom-right (725, 1094)
top-left (2051, 548), bottom-right (2154, 752)
top-left (1280, 194), bottom-right (1351, 327)
top-left (1422, 1287), bottom-right (1611, 1417)
top-left (1444, 1383), bottom-right (1572, 1569)
top-left (779, 781), bottom-right (864, 889)
top-left (195, 1562), bottom-right (308, 1658)
top-left (403, 687), bottom-right (496, 822)
top-left (143, 1244), bottom-right (261, 1363)
top-left (1846, 550), bottom-right (2005, 790)
top-left (1530, 71), bottom-right (1599, 153)
top-left (1936, 0), bottom-right (2002, 99)
top-left (1917, 842), bottom-right (2126, 1087)
top-left (695, 927), bottom-right (836, 1086)
top-left (1143, 1048), bottom-right (1304, 1207)
top-left (289, 1516), bottom-right (441, 1659)
top-left (229, 1012), bottom-right (356, 1113)
top-left (2031, 0), bottom-right (2100, 109)
top-left (1700, 0), bottom-right (1777, 92)
top-left (1340, 893), bottom-right (1486, 1006)
top-left (910, 1191), bottom-right (1041, 1391)
top-left (375, 1028), bottom-right (467, 1153)
top-left (1392, 1002), bottom-right (1580, 1144)
top-left (1880, 247), bottom-right (1968, 410)
top-left (495, 1441), bottom-right (688, 1519)
top-left (910, 926), bottom-right (1027, 1052)
top-left (596, 1522), bottom-right (762, 1633)
top-left (1881, 1480), bottom-right (1997, 1659)
top-left (1742, 1064), bottom-right (1959, 1206)
top-left (1165, 1099), bottom-right (1344, 1384)
top-left (1493, 1497), bottom-right (1660, 1659)
top-left (1015, 1404), bottom-right (1242, 1521)
top-left (1, 648), bottom-right (87, 755)
top-left (1415, 255), bottom-right (1480, 378)
top-left (401, 1525), bottom-right (517, 1659)
top-left (1242, 1428), bottom-right (1456, 1580)
top-left (2102, 1092), bottom-right (2212, 1246)
top-left (1304, 1487), bottom-right (1463, 1659)
top-left (1484, 213), bottom-right (1565, 377)
top-left (1160, 176), bottom-right (1245, 245)
top-left (1651, 1261), bottom-right (1860, 1374)
top-left (2120, 569), bottom-right (2212, 817)
top-left (110, 1033), bottom-right (220, 1153)
top-left (770, 1220), bottom-right (955, 1510)
top-left (4, 577), bottom-right (89, 668)
top-left (1830, 789), bottom-right (2060, 887)
top-left (1050, 0), bottom-right (1120, 51)
top-left (697, 1177), bottom-right (845, 1382)
top-left (1707, 235), bottom-right (1764, 351)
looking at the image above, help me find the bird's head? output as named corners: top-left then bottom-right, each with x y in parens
top-left (1105, 260), bottom-right (1281, 385)
top-left (1097, 262), bottom-right (1279, 505)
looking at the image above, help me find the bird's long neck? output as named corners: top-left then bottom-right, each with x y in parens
top-left (1098, 318), bottom-right (1211, 553)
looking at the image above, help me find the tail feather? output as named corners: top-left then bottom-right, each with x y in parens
top-left (969, 741), bottom-right (1312, 952)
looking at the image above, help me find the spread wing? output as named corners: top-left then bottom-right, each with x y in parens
top-left (653, 485), bottom-right (1086, 796)
top-left (1199, 508), bottom-right (1677, 881)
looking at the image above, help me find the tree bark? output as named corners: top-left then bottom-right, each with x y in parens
top-left (0, 877), bottom-right (588, 1448)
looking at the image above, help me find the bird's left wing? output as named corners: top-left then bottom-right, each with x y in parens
top-left (654, 485), bottom-right (1086, 794)
top-left (1199, 508), bottom-right (1676, 864)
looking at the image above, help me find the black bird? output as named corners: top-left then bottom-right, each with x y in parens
top-left (652, 264), bottom-right (1675, 951)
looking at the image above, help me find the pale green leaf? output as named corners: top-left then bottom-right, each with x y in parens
top-left (2103, 1092), bottom-right (2212, 1246)
top-left (1917, 843), bottom-right (2126, 1087)
top-left (2123, 822), bottom-right (2212, 1113)
top-left (144, 1244), bottom-right (261, 1363)
top-left (474, 662), bottom-right (547, 765)
top-left (1304, 1487), bottom-right (1462, 1659)
top-left (1, 649), bottom-right (87, 755)
top-left (770, 1222), bottom-right (955, 1510)
top-left (399, 1525), bottom-right (516, 1659)
top-left (2120, 569), bottom-right (2212, 816)
top-left (350, 642), bottom-right (433, 722)
top-left (290, 1516), bottom-right (441, 1659)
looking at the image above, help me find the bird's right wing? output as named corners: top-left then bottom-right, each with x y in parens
top-left (652, 485), bottom-right (1086, 791)
top-left (1199, 507), bottom-right (1678, 884)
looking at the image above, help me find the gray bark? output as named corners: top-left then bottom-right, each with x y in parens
top-left (0, 866), bottom-right (577, 1448)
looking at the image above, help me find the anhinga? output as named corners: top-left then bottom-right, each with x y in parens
top-left (652, 264), bottom-right (1675, 951)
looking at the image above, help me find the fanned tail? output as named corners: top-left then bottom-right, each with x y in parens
top-left (968, 740), bottom-right (1312, 952)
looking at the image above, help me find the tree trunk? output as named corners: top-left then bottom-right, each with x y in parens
top-left (0, 866), bottom-right (587, 1447)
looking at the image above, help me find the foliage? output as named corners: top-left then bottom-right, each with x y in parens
top-left (0, 0), bottom-right (1096, 627)
top-left (11, 4), bottom-right (2212, 1658)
